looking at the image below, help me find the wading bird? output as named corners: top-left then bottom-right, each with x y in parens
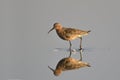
top-left (48, 23), bottom-right (91, 57)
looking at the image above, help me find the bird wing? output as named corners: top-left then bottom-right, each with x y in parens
top-left (63, 28), bottom-right (87, 37)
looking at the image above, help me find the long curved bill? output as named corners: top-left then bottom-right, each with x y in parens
top-left (48, 66), bottom-right (54, 72)
top-left (48, 27), bottom-right (54, 33)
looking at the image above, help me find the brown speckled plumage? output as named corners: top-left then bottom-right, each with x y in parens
top-left (48, 23), bottom-right (91, 57)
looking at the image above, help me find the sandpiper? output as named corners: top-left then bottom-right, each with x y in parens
top-left (48, 23), bottom-right (91, 57)
top-left (48, 57), bottom-right (90, 76)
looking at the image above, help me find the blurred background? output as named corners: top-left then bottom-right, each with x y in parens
top-left (0, 0), bottom-right (120, 80)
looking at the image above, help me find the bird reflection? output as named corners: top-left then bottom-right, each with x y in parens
top-left (48, 57), bottom-right (90, 76)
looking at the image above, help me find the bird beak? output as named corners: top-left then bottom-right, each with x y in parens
top-left (48, 27), bottom-right (54, 34)
top-left (48, 66), bottom-right (54, 72)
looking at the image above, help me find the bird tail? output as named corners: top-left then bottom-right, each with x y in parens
top-left (87, 63), bottom-right (91, 67)
top-left (87, 30), bottom-right (91, 33)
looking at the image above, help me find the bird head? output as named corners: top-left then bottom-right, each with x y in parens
top-left (48, 66), bottom-right (62, 76)
top-left (48, 23), bottom-right (62, 33)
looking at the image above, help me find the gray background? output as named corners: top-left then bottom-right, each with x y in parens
top-left (0, 0), bottom-right (120, 80)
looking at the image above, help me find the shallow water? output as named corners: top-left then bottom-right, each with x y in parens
top-left (0, 0), bottom-right (120, 80)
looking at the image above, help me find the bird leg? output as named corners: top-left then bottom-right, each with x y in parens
top-left (79, 49), bottom-right (83, 61)
top-left (79, 37), bottom-right (82, 50)
top-left (69, 41), bottom-right (72, 57)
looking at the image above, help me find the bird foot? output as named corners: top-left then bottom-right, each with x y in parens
top-left (79, 48), bottom-right (84, 51)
